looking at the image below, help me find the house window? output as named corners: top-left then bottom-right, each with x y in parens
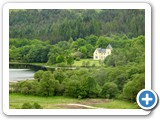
top-left (96, 56), bottom-right (98, 59)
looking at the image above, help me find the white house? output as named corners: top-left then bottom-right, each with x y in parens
top-left (93, 44), bottom-right (112, 60)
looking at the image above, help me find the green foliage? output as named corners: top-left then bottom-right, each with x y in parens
top-left (54, 70), bottom-right (66, 83)
top-left (34, 70), bottom-right (44, 81)
top-left (33, 102), bottom-right (42, 109)
top-left (21, 102), bottom-right (32, 109)
top-left (39, 71), bottom-right (55, 96)
top-left (56, 62), bottom-right (67, 67)
top-left (9, 39), bottom-right (50, 62)
top-left (80, 76), bottom-right (101, 98)
top-left (67, 56), bottom-right (74, 66)
top-left (56, 55), bottom-right (65, 63)
top-left (123, 73), bottom-right (145, 102)
top-left (9, 33), bottom-right (145, 103)
top-left (79, 46), bottom-right (87, 58)
top-left (96, 36), bottom-right (108, 48)
top-left (21, 102), bottom-right (42, 109)
top-left (11, 60), bottom-right (144, 102)
top-left (47, 54), bottom-right (57, 65)
top-left (85, 34), bottom-right (98, 46)
top-left (75, 57), bottom-right (80, 61)
top-left (10, 9), bottom-right (144, 42)
top-left (104, 36), bottom-right (145, 67)
top-left (100, 82), bottom-right (118, 99)
top-left (64, 80), bottom-right (81, 98)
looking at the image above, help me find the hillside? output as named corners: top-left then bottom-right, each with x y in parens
top-left (9, 9), bottom-right (145, 43)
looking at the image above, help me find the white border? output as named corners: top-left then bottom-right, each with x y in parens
top-left (3, 3), bottom-right (151, 115)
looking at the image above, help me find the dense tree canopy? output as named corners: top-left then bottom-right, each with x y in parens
top-left (10, 9), bottom-right (144, 43)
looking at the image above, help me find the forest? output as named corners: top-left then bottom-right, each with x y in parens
top-left (10, 9), bottom-right (144, 43)
top-left (9, 9), bottom-right (145, 108)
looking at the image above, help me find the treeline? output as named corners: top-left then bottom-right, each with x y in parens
top-left (9, 9), bottom-right (144, 43)
top-left (9, 35), bottom-right (143, 66)
top-left (10, 65), bottom-right (144, 102)
top-left (10, 35), bottom-right (145, 102)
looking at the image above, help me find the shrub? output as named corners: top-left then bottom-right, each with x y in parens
top-left (123, 74), bottom-right (144, 102)
top-left (34, 70), bottom-right (44, 81)
top-left (21, 102), bottom-right (42, 109)
top-left (33, 102), bottom-right (42, 109)
top-left (100, 82), bottom-right (119, 99)
top-left (21, 102), bottom-right (32, 109)
top-left (21, 87), bottom-right (29, 95)
top-left (64, 80), bottom-right (81, 98)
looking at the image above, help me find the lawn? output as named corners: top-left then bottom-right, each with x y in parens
top-left (9, 93), bottom-right (139, 109)
top-left (94, 100), bottom-right (139, 109)
top-left (73, 59), bottom-right (101, 67)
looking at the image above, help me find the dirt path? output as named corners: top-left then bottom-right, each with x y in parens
top-left (56, 103), bottom-right (104, 109)
top-left (55, 99), bottom-right (110, 109)
top-left (67, 104), bottom-right (97, 109)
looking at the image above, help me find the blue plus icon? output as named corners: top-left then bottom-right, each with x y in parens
top-left (142, 93), bottom-right (153, 105)
top-left (137, 89), bottom-right (158, 110)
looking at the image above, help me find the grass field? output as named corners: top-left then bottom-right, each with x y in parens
top-left (73, 59), bottom-right (101, 67)
top-left (9, 93), bottom-right (139, 109)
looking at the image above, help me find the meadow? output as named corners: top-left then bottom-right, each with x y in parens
top-left (73, 59), bottom-right (100, 67)
top-left (10, 93), bottom-right (139, 109)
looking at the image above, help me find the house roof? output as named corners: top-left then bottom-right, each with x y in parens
top-left (95, 44), bottom-right (112, 53)
top-left (106, 44), bottom-right (112, 49)
top-left (97, 48), bottom-right (106, 53)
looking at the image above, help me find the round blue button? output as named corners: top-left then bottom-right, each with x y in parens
top-left (137, 89), bottom-right (158, 110)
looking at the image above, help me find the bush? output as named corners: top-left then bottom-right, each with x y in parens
top-left (123, 74), bottom-right (144, 102)
top-left (34, 70), bottom-right (44, 81)
top-left (80, 77), bottom-right (101, 98)
top-left (21, 87), bottom-right (29, 95)
top-left (100, 82), bottom-right (119, 99)
top-left (64, 80), bottom-right (81, 98)
top-left (33, 102), bottom-right (42, 109)
top-left (21, 102), bottom-right (42, 109)
top-left (21, 102), bottom-right (32, 109)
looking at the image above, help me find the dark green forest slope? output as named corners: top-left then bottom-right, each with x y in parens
top-left (10, 9), bottom-right (144, 43)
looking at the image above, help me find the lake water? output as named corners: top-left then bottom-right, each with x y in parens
top-left (9, 69), bottom-right (35, 81)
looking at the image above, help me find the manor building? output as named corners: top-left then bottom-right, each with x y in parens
top-left (93, 44), bottom-right (112, 60)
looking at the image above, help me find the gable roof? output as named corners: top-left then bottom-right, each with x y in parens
top-left (106, 44), bottom-right (112, 49)
top-left (96, 48), bottom-right (106, 53)
top-left (95, 44), bottom-right (112, 53)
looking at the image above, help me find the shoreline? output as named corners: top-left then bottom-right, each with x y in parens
top-left (9, 78), bottom-right (35, 83)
